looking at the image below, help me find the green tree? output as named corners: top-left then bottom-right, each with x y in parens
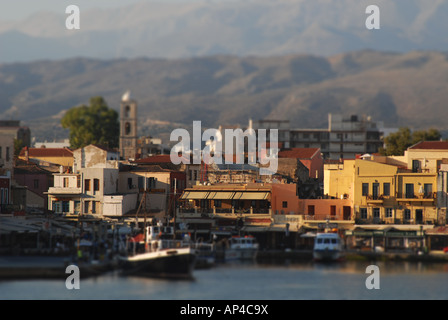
top-left (61, 96), bottom-right (119, 149)
top-left (411, 128), bottom-right (441, 145)
top-left (380, 127), bottom-right (441, 156)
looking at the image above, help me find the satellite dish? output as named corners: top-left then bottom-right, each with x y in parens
top-left (122, 90), bottom-right (131, 102)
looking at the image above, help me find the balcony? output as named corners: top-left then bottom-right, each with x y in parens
top-left (396, 192), bottom-right (436, 203)
top-left (366, 194), bottom-right (385, 204)
top-left (47, 186), bottom-right (82, 195)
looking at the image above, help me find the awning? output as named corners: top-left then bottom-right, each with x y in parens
top-left (234, 192), bottom-right (270, 200)
top-left (207, 192), bottom-right (235, 199)
top-left (181, 191), bottom-right (210, 200)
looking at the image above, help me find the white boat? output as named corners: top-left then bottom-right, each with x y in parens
top-left (119, 225), bottom-right (196, 279)
top-left (224, 236), bottom-right (259, 261)
top-left (313, 232), bottom-right (344, 262)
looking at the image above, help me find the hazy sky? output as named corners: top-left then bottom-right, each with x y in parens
top-left (0, 0), bottom-right (202, 21)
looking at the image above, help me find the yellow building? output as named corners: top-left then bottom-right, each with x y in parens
top-left (325, 158), bottom-right (438, 224)
top-left (404, 141), bottom-right (448, 173)
top-left (19, 147), bottom-right (74, 168)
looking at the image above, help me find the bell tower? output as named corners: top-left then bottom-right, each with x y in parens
top-left (119, 91), bottom-right (138, 160)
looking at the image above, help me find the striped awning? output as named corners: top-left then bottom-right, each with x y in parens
top-left (207, 192), bottom-right (235, 199)
top-left (233, 192), bottom-right (270, 200)
top-left (180, 191), bottom-right (209, 200)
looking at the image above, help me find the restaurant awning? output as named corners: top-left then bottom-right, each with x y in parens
top-left (233, 192), bottom-right (270, 200)
top-left (180, 191), bottom-right (210, 200)
top-left (207, 192), bottom-right (235, 199)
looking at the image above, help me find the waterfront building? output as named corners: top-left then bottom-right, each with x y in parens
top-left (46, 144), bottom-right (119, 217)
top-left (114, 163), bottom-right (186, 219)
top-left (177, 183), bottom-right (353, 249)
top-left (324, 155), bottom-right (439, 225)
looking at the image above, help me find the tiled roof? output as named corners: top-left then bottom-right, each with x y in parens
top-left (409, 141), bottom-right (448, 150)
top-left (132, 154), bottom-right (173, 164)
top-left (19, 147), bottom-right (73, 158)
top-left (278, 148), bottom-right (320, 159)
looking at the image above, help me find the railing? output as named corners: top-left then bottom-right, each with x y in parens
top-left (396, 192), bottom-right (436, 200)
top-left (178, 206), bottom-right (272, 215)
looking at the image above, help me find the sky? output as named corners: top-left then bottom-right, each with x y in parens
top-left (0, 1), bottom-right (140, 20)
top-left (0, 0), bottom-right (205, 21)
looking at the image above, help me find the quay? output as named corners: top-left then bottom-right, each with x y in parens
top-left (0, 256), bottom-right (115, 280)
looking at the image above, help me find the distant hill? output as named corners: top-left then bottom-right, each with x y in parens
top-left (1, 50), bottom-right (448, 141)
top-left (1, 0), bottom-right (448, 63)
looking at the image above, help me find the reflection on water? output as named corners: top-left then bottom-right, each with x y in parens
top-left (0, 260), bottom-right (448, 300)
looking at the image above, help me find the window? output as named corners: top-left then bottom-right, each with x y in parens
top-left (405, 184), bottom-right (414, 198)
top-left (33, 179), bottom-right (39, 189)
top-left (282, 201), bottom-right (288, 208)
top-left (383, 183), bottom-right (390, 196)
top-left (92, 201), bottom-right (96, 213)
top-left (308, 205), bottom-right (315, 215)
top-left (330, 205), bottom-right (336, 216)
top-left (138, 176), bottom-right (144, 189)
top-left (85, 201), bottom-right (90, 213)
top-left (148, 177), bottom-right (157, 189)
top-left (85, 179), bottom-right (91, 191)
top-left (412, 160), bottom-right (420, 172)
top-left (74, 201), bottom-right (80, 215)
top-left (127, 178), bottom-right (133, 189)
top-left (362, 183), bottom-right (369, 196)
top-left (62, 201), bottom-right (69, 213)
top-left (404, 209), bottom-right (411, 220)
top-left (360, 208), bottom-right (368, 219)
top-left (424, 184), bottom-right (432, 197)
top-left (63, 177), bottom-right (69, 188)
top-left (5, 147), bottom-right (9, 162)
top-left (373, 208), bottom-right (380, 218)
top-left (214, 200), bottom-right (222, 208)
top-left (94, 179), bottom-right (100, 192)
top-left (385, 208), bottom-right (393, 218)
top-left (53, 201), bottom-right (62, 213)
top-left (372, 183), bottom-right (379, 199)
top-left (125, 122), bottom-right (131, 135)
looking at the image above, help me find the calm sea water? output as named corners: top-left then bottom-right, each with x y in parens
top-left (0, 260), bottom-right (447, 300)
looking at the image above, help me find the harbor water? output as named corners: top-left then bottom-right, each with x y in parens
top-left (1, 259), bottom-right (448, 300)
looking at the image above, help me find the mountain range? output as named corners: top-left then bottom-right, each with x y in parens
top-left (1, 49), bottom-right (448, 142)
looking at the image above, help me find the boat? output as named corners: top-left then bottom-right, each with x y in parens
top-left (118, 224), bottom-right (197, 279)
top-left (224, 235), bottom-right (259, 261)
top-left (313, 232), bottom-right (345, 262)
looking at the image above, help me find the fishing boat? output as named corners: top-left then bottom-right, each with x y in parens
top-left (119, 224), bottom-right (197, 279)
top-left (313, 232), bottom-right (344, 262)
top-left (224, 235), bottom-right (259, 261)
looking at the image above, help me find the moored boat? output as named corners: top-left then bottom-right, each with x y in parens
top-left (313, 232), bottom-right (344, 262)
top-left (119, 224), bottom-right (196, 279)
top-left (224, 235), bottom-right (259, 261)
